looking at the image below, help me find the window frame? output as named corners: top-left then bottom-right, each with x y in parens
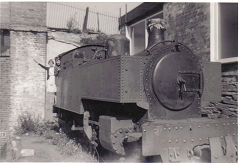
top-left (0, 29), bottom-right (10, 57)
top-left (210, 2), bottom-right (238, 63)
top-left (125, 11), bottom-right (163, 55)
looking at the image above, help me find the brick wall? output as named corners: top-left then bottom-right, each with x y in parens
top-left (163, 3), bottom-right (210, 66)
top-left (0, 2), bottom-right (46, 31)
top-left (0, 57), bottom-right (10, 158)
top-left (0, 30), bottom-right (47, 159)
top-left (0, 2), bottom-right (47, 156)
top-left (11, 2), bottom-right (46, 26)
top-left (9, 31), bottom-right (47, 129)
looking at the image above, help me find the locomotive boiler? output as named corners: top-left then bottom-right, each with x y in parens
top-left (53, 18), bottom-right (237, 162)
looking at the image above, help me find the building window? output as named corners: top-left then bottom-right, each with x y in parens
top-left (126, 11), bottom-right (163, 55)
top-left (130, 21), bottom-right (145, 54)
top-left (210, 3), bottom-right (238, 63)
top-left (0, 29), bottom-right (10, 57)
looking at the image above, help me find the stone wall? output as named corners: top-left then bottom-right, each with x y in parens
top-left (163, 3), bottom-right (237, 117)
top-left (217, 63), bottom-right (238, 117)
top-left (163, 3), bottom-right (210, 66)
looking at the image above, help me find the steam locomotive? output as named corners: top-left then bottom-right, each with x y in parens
top-left (53, 18), bottom-right (237, 162)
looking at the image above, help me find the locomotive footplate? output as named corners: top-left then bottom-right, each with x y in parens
top-left (142, 117), bottom-right (238, 163)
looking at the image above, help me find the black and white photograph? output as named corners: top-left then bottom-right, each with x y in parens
top-left (0, 1), bottom-right (238, 163)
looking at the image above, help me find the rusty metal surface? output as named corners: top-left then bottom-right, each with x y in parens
top-left (56, 47), bottom-right (151, 114)
top-left (120, 56), bottom-right (145, 103)
top-left (56, 55), bottom-right (122, 114)
top-left (142, 118), bottom-right (238, 162)
top-left (55, 45), bottom-right (107, 113)
top-left (77, 57), bottom-right (121, 101)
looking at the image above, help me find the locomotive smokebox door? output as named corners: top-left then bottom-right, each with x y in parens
top-left (143, 18), bottom-right (203, 119)
top-left (152, 52), bottom-right (202, 111)
top-left (144, 43), bottom-right (203, 119)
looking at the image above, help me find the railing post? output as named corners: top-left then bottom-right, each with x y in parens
top-left (82, 7), bottom-right (89, 33)
top-left (97, 12), bottom-right (100, 32)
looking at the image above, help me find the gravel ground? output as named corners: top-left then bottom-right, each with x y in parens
top-left (15, 135), bottom-right (96, 162)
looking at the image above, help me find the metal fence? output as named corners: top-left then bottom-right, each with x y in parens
top-left (47, 2), bottom-right (119, 35)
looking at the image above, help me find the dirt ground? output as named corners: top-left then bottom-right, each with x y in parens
top-left (16, 135), bottom-right (95, 162)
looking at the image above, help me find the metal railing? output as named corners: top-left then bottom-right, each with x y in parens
top-left (47, 2), bottom-right (119, 34)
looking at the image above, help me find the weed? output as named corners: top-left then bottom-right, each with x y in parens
top-left (66, 13), bottom-right (81, 33)
top-left (14, 112), bottom-right (96, 162)
top-left (81, 33), bottom-right (109, 45)
top-left (15, 112), bottom-right (40, 134)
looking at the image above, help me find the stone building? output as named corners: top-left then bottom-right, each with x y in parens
top-left (0, 2), bottom-right (47, 155)
top-left (119, 2), bottom-right (238, 117)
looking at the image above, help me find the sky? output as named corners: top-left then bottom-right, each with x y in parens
top-left (47, 2), bottom-right (143, 34)
top-left (61, 2), bottom-right (142, 17)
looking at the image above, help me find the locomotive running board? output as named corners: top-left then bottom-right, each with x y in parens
top-left (142, 117), bottom-right (237, 163)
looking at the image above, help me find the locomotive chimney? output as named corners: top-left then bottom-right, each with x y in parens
top-left (147, 18), bottom-right (166, 48)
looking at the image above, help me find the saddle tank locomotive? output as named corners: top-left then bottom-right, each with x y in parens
top-left (53, 18), bottom-right (237, 162)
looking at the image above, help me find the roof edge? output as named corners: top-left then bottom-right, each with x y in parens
top-left (119, 2), bottom-right (164, 28)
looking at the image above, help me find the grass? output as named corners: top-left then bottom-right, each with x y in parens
top-left (14, 111), bottom-right (97, 162)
